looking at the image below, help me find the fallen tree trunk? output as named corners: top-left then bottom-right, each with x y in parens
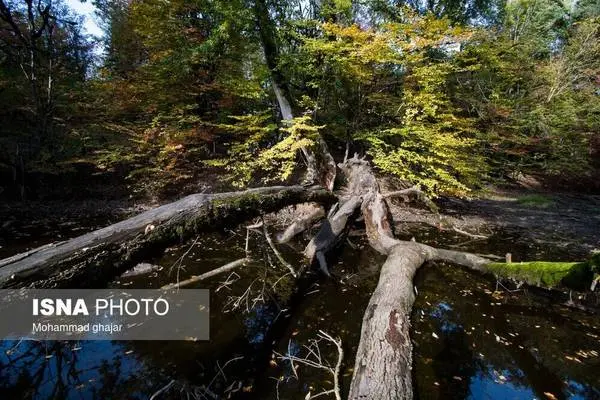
top-left (341, 156), bottom-right (597, 400)
top-left (0, 185), bottom-right (333, 288)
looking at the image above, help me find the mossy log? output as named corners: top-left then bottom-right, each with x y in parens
top-left (0, 185), bottom-right (334, 288)
top-left (486, 260), bottom-right (596, 291)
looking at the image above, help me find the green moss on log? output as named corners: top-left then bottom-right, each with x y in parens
top-left (486, 261), bottom-right (593, 290)
top-left (7, 186), bottom-right (334, 288)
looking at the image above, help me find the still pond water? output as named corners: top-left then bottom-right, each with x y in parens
top-left (0, 221), bottom-right (598, 399)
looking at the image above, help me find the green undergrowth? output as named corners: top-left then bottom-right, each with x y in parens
top-left (516, 194), bottom-right (555, 208)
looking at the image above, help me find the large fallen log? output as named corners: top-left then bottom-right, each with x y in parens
top-left (0, 185), bottom-right (333, 288)
top-left (342, 156), bottom-right (597, 400)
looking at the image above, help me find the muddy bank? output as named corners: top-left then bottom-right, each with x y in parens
top-left (389, 188), bottom-right (600, 261)
top-left (0, 198), bottom-right (142, 259)
top-left (2, 185), bottom-right (599, 265)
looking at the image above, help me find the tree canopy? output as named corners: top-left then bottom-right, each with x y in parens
top-left (0, 0), bottom-right (598, 198)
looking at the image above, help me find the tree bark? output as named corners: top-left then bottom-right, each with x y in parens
top-left (253, 0), bottom-right (336, 191)
top-left (0, 185), bottom-right (333, 288)
top-left (275, 203), bottom-right (325, 244)
top-left (342, 155), bottom-right (594, 399)
top-left (349, 243), bottom-right (422, 400)
top-left (303, 196), bottom-right (363, 275)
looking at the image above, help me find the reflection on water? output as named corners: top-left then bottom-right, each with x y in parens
top-left (468, 367), bottom-right (537, 400)
top-left (0, 225), bottom-right (598, 399)
top-left (412, 263), bottom-right (600, 400)
top-left (0, 340), bottom-right (153, 399)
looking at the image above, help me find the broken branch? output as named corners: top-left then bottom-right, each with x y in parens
top-left (161, 258), bottom-right (250, 290)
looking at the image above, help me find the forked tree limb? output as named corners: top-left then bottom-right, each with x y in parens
top-left (276, 203), bottom-right (325, 244)
top-left (338, 155), bottom-right (593, 400)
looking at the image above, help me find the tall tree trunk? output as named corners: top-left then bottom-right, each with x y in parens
top-left (253, 0), bottom-right (337, 191)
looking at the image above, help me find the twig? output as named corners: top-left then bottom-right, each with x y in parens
top-left (216, 272), bottom-right (241, 292)
top-left (207, 356), bottom-right (244, 392)
top-left (318, 330), bottom-right (343, 400)
top-left (288, 339), bottom-right (298, 379)
top-left (149, 380), bottom-right (175, 400)
top-left (223, 277), bottom-right (260, 313)
top-left (262, 218), bottom-right (297, 277)
top-left (275, 331), bottom-right (343, 400)
top-left (245, 227), bottom-right (251, 256)
top-left (310, 389), bottom-right (337, 399)
top-left (168, 236), bottom-right (201, 285)
top-left (271, 271), bottom-right (293, 290)
top-left (246, 220), bottom-right (263, 230)
top-left (451, 226), bottom-right (489, 240)
top-left (162, 258), bottom-right (250, 290)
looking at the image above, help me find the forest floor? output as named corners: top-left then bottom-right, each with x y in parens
top-left (390, 187), bottom-right (600, 260)
top-left (1, 183), bottom-right (599, 262)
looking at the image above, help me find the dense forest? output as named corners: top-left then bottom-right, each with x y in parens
top-left (0, 0), bottom-right (599, 400)
top-left (1, 0), bottom-right (599, 200)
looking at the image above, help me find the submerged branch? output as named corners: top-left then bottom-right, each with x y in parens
top-left (161, 258), bottom-right (251, 290)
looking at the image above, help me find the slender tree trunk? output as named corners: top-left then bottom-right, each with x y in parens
top-left (253, 0), bottom-right (337, 191)
top-left (272, 80), bottom-right (293, 120)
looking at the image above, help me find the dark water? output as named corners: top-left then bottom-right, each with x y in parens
top-left (0, 222), bottom-right (599, 399)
